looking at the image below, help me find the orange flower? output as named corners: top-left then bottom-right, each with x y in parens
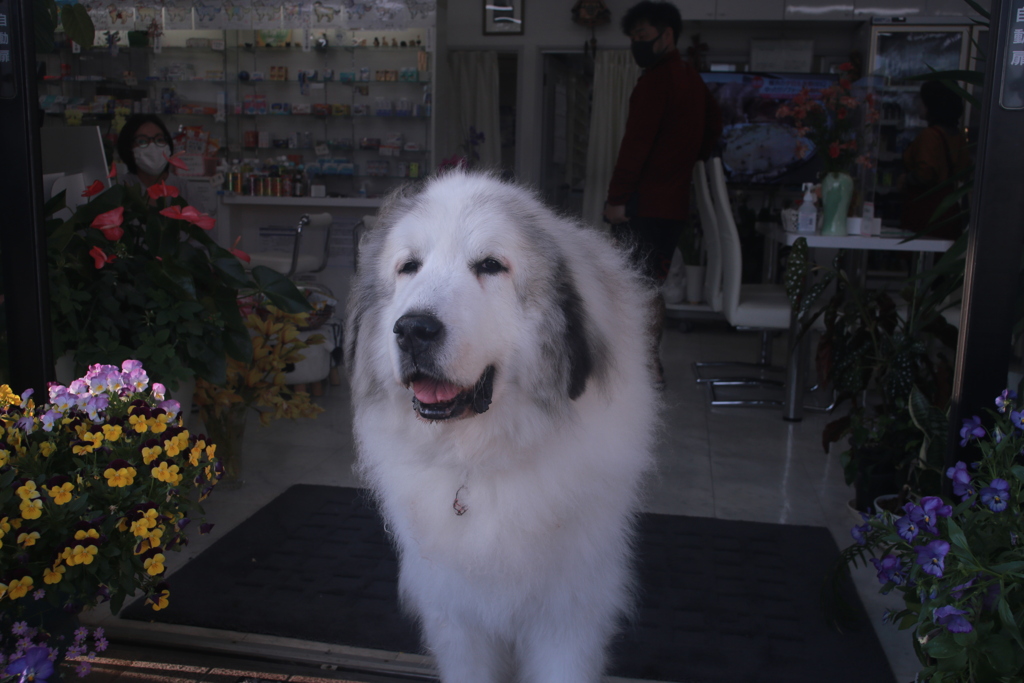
top-left (90, 206), bottom-right (124, 241)
top-left (147, 182), bottom-right (180, 200)
top-left (89, 246), bottom-right (116, 269)
top-left (81, 180), bottom-right (104, 197)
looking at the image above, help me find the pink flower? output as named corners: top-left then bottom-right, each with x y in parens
top-left (164, 152), bottom-right (189, 171)
top-left (89, 246), bottom-right (116, 269)
top-left (81, 180), bottom-right (104, 198)
top-left (90, 206), bottom-right (124, 241)
top-left (159, 204), bottom-right (215, 230)
top-left (147, 182), bottom-right (180, 200)
top-left (108, 161), bottom-right (117, 179)
top-left (230, 236), bottom-right (250, 263)
top-left (181, 206), bottom-right (215, 230)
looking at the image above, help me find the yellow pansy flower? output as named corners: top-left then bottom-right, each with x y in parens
top-left (0, 517), bottom-right (10, 534)
top-left (141, 445), bottom-right (162, 465)
top-left (0, 384), bottom-right (17, 407)
top-left (64, 544), bottom-right (98, 566)
top-left (19, 498), bottom-right (42, 520)
top-left (148, 588), bottom-right (170, 611)
top-left (46, 482), bottom-right (74, 505)
top-left (43, 565), bottom-right (65, 584)
top-left (206, 443), bottom-right (217, 460)
top-left (38, 441), bottom-right (56, 458)
top-left (143, 553), bottom-right (166, 576)
top-left (151, 462), bottom-right (182, 485)
top-left (0, 448), bottom-right (9, 467)
top-left (104, 466), bottom-right (137, 487)
top-left (16, 481), bottom-right (39, 501)
top-left (74, 528), bottom-right (100, 541)
top-left (147, 416), bottom-right (169, 434)
top-left (7, 576), bottom-right (33, 600)
top-left (129, 414), bottom-right (148, 433)
top-left (102, 424), bottom-right (123, 442)
top-left (17, 531), bottom-right (40, 547)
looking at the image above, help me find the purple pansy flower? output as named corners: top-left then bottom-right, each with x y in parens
top-left (910, 496), bottom-right (952, 535)
top-left (946, 461), bottom-right (975, 500)
top-left (871, 555), bottom-right (904, 585)
top-left (950, 577), bottom-right (976, 600)
top-left (915, 540), bottom-right (950, 578)
top-left (996, 389), bottom-right (1017, 413)
top-left (1012, 410), bottom-right (1024, 432)
top-left (934, 605), bottom-right (973, 633)
top-left (980, 479), bottom-right (1011, 512)
top-left (895, 514), bottom-right (919, 542)
top-left (960, 415), bottom-right (987, 446)
top-left (3, 646), bottom-right (55, 680)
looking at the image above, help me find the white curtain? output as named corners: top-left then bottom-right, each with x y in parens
top-left (446, 51), bottom-right (502, 171)
top-left (582, 50), bottom-right (641, 229)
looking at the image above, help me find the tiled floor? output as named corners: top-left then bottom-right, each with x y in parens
top-left (82, 320), bottom-right (919, 683)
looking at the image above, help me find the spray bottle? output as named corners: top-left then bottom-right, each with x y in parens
top-left (797, 183), bottom-right (817, 233)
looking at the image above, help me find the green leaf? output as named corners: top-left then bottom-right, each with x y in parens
top-left (981, 634), bottom-right (1017, 675)
top-left (925, 632), bottom-right (961, 659)
top-left (998, 595), bottom-right (1024, 651)
top-left (251, 266), bottom-right (311, 313)
top-left (110, 592), bottom-right (125, 615)
top-left (34, 0), bottom-right (59, 53)
top-left (1011, 465), bottom-right (1024, 483)
top-left (61, 3), bottom-right (95, 49)
top-left (946, 517), bottom-right (971, 554)
top-left (991, 561), bottom-right (1024, 574)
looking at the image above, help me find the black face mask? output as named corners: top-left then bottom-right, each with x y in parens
top-left (630, 29), bottom-right (664, 69)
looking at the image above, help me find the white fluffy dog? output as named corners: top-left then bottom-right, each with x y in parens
top-left (345, 171), bottom-right (657, 682)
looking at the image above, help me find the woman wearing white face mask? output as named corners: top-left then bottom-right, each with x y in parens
top-left (116, 114), bottom-right (187, 203)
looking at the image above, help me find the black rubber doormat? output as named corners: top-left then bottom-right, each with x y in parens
top-left (121, 485), bottom-right (895, 683)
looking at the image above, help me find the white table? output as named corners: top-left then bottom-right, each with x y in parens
top-left (769, 226), bottom-right (954, 421)
top-left (768, 225), bottom-right (954, 253)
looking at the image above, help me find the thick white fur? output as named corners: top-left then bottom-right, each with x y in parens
top-left (346, 172), bottom-right (658, 683)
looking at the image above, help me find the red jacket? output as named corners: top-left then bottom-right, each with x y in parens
top-left (606, 50), bottom-right (713, 220)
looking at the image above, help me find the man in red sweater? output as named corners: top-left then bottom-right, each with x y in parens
top-left (603, 0), bottom-right (716, 388)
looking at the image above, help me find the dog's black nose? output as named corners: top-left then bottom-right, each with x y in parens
top-left (394, 314), bottom-right (444, 357)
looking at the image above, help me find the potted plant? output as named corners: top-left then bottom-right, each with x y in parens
top-left (784, 239), bottom-right (960, 512)
top-left (839, 389), bottom-right (1024, 681)
top-left (44, 180), bottom-right (310, 394)
top-left (775, 62), bottom-right (879, 236)
top-left (193, 301), bottom-right (325, 486)
top-left (0, 360), bottom-right (220, 673)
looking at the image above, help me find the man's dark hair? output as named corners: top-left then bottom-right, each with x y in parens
top-left (621, 1), bottom-right (682, 45)
top-left (920, 80), bottom-right (964, 129)
top-left (116, 113), bottom-right (175, 175)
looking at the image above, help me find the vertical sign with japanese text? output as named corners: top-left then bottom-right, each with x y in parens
top-left (0, 0), bottom-right (13, 100)
top-left (1002, 0), bottom-right (1024, 109)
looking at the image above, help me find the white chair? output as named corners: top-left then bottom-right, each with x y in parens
top-left (664, 161), bottom-right (723, 322)
top-left (695, 158), bottom-right (794, 407)
top-left (246, 212), bottom-right (333, 277)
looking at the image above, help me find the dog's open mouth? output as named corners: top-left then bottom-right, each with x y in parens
top-left (407, 366), bottom-right (495, 421)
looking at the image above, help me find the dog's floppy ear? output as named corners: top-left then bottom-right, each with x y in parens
top-left (555, 268), bottom-right (594, 401)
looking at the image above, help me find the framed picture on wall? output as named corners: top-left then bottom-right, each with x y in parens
top-left (483, 0), bottom-right (524, 35)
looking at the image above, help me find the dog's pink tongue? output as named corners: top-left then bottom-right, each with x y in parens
top-left (412, 378), bottom-right (463, 404)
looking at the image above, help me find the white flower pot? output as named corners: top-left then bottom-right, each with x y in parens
top-left (684, 265), bottom-right (706, 304)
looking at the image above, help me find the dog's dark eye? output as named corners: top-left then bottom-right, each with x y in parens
top-left (399, 260), bottom-right (420, 275)
top-left (475, 258), bottom-right (507, 276)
